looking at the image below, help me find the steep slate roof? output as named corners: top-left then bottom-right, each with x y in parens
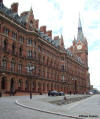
top-left (0, 2), bottom-right (25, 26)
top-left (20, 15), bottom-right (28, 24)
top-left (0, 2), bottom-right (85, 65)
top-left (76, 15), bottom-right (87, 46)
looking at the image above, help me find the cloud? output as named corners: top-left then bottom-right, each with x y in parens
top-left (88, 47), bottom-right (100, 89)
top-left (84, 0), bottom-right (100, 11)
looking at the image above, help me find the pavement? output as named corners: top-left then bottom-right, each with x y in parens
top-left (16, 94), bottom-right (94, 119)
top-left (0, 94), bottom-right (99, 119)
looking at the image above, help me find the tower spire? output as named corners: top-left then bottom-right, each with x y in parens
top-left (77, 14), bottom-right (84, 42)
top-left (78, 14), bottom-right (82, 27)
top-left (30, 3), bottom-right (33, 12)
top-left (60, 34), bottom-right (64, 49)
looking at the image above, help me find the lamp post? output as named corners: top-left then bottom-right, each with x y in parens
top-left (26, 66), bottom-right (34, 99)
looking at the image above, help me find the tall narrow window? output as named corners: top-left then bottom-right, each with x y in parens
top-left (18, 64), bottom-right (22, 73)
top-left (19, 46), bottom-right (22, 56)
top-left (27, 38), bottom-right (32, 46)
top-left (3, 27), bottom-right (9, 36)
top-left (62, 75), bottom-right (64, 81)
top-left (18, 79), bottom-right (22, 89)
top-left (27, 50), bottom-right (32, 58)
top-left (27, 63), bottom-right (33, 73)
top-left (19, 36), bottom-right (24, 44)
top-left (11, 58), bottom-right (15, 71)
top-left (4, 39), bottom-right (7, 50)
top-left (2, 56), bottom-right (7, 68)
top-left (12, 43), bottom-right (15, 54)
top-left (61, 65), bottom-right (64, 71)
top-left (12, 32), bottom-right (17, 40)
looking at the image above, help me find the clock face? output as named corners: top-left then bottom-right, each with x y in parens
top-left (77, 45), bottom-right (82, 50)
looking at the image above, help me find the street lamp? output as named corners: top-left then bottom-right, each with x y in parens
top-left (26, 65), bottom-right (34, 99)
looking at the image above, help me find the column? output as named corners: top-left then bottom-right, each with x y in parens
top-left (35, 81), bottom-right (38, 93)
top-left (6, 78), bottom-right (10, 92)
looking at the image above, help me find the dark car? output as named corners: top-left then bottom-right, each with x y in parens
top-left (58, 91), bottom-right (65, 96)
top-left (50, 90), bottom-right (59, 96)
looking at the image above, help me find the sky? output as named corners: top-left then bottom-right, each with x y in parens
top-left (4, 0), bottom-right (100, 91)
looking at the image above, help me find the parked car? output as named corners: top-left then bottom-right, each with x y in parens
top-left (89, 91), bottom-right (94, 95)
top-left (58, 91), bottom-right (65, 96)
top-left (50, 90), bottom-right (59, 96)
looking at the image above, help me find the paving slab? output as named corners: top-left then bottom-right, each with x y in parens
top-left (16, 94), bottom-right (94, 119)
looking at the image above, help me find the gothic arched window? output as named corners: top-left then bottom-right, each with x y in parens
top-left (11, 58), bottom-right (15, 71)
top-left (18, 79), bottom-right (22, 89)
top-left (12, 42), bottom-right (16, 54)
top-left (4, 39), bottom-right (7, 50)
top-left (27, 62), bottom-right (33, 73)
top-left (19, 46), bottom-right (23, 56)
top-left (18, 60), bottom-right (22, 73)
top-left (2, 56), bottom-right (7, 68)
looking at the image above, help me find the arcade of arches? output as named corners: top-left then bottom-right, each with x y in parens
top-left (0, 75), bottom-right (69, 95)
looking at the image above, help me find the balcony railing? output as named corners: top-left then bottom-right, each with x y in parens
top-left (2, 47), bottom-right (10, 54)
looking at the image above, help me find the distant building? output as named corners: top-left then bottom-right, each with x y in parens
top-left (0, 0), bottom-right (90, 96)
top-left (90, 88), bottom-right (100, 94)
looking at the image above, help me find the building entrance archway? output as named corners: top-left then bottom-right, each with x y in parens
top-left (1, 77), bottom-right (6, 90)
top-left (10, 78), bottom-right (14, 90)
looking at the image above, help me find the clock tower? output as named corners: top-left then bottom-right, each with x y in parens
top-left (73, 16), bottom-right (88, 67)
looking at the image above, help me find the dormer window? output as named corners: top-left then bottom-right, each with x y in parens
top-left (30, 20), bottom-right (33, 27)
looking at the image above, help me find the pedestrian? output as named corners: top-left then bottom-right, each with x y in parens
top-left (48, 90), bottom-right (51, 96)
top-left (12, 88), bottom-right (15, 96)
top-left (0, 91), bottom-right (2, 97)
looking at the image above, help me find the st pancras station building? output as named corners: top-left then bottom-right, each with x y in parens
top-left (0, 0), bottom-right (91, 96)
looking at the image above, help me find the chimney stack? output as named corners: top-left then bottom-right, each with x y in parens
top-left (46, 30), bottom-right (52, 39)
top-left (35, 19), bottom-right (39, 29)
top-left (11, 3), bottom-right (19, 13)
top-left (40, 26), bottom-right (46, 33)
top-left (54, 36), bottom-right (59, 40)
top-left (0, 0), bottom-right (3, 3)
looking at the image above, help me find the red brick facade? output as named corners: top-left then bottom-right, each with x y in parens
top-left (0, 1), bottom-right (90, 96)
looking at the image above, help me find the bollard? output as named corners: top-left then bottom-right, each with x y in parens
top-left (0, 92), bottom-right (2, 97)
top-left (64, 96), bottom-right (67, 100)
